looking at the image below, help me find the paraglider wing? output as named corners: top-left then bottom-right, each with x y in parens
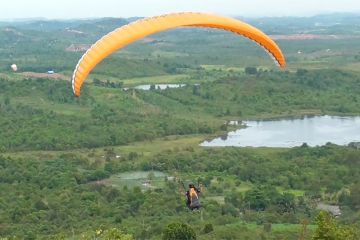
top-left (72, 12), bottom-right (286, 97)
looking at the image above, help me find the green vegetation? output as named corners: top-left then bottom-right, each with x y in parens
top-left (313, 211), bottom-right (359, 240)
top-left (0, 14), bottom-right (360, 239)
top-left (1, 144), bottom-right (360, 239)
top-left (1, 69), bottom-right (360, 152)
top-left (162, 223), bottom-right (196, 240)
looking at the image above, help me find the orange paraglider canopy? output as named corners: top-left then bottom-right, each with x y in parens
top-left (72, 12), bottom-right (286, 97)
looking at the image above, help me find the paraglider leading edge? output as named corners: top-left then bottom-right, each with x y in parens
top-left (72, 12), bottom-right (286, 97)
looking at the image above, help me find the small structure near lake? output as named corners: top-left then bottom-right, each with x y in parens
top-left (317, 203), bottom-right (341, 217)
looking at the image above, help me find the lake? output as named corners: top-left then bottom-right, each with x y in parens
top-left (134, 84), bottom-right (186, 90)
top-left (201, 115), bottom-right (360, 148)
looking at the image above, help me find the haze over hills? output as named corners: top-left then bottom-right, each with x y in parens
top-left (1, 12), bottom-right (359, 73)
top-left (1, 13), bottom-right (359, 37)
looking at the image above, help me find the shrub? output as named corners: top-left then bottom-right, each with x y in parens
top-left (162, 223), bottom-right (196, 240)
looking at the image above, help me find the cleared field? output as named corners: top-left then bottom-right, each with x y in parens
top-left (87, 74), bottom-right (189, 86)
top-left (121, 74), bottom-right (189, 86)
top-left (277, 187), bottom-right (306, 197)
top-left (12, 96), bottom-right (90, 116)
top-left (108, 171), bottom-right (168, 190)
top-left (241, 222), bottom-right (316, 231)
top-left (4, 134), bottom-right (206, 160)
top-left (200, 64), bottom-right (244, 72)
top-left (19, 72), bottom-right (69, 81)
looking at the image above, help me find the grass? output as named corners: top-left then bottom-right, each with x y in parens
top-left (206, 196), bottom-right (225, 204)
top-left (195, 221), bottom-right (316, 240)
top-left (236, 182), bottom-right (253, 193)
top-left (88, 74), bottom-right (189, 86)
top-left (340, 62), bottom-right (360, 73)
top-left (4, 134), bottom-right (207, 160)
top-left (0, 72), bottom-right (26, 81)
top-left (277, 187), bottom-right (306, 197)
top-left (108, 171), bottom-right (167, 190)
top-left (110, 135), bottom-right (206, 156)
top-left (228, 221), bottom-right (316, 232)
top-left (12, 96), bottom-right (90, 116)
top-left (151, 50), bottom-right (190, 58)
top-left (200, 65), bottom-right (244, 72)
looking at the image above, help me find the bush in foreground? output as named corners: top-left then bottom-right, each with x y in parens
top-left (162, 222), bottom-right (196, 240)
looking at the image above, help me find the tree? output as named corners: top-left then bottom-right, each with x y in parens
top-left (276, 193), bottom-right (295, 213)
top-left (147, 172), bottom-right (155, 181)
top-left (346, 182), bottom-right (360, 210)
top-left (296, 69), bottom-right (308, 76)
top-left (245, 67), bottom-right (257, 75)
top-left (162, 223), bottom-right (196, 240)
top-left (244, 188), bottom-right (270, 211)
top-left (3, 96), bottom-right (10, 105)
top-left (312, 211), bottom-right (337, 240)
top-left (312, 211), bottom-right (358, 240)
top-left (192, 85), bottom-right (200, 96)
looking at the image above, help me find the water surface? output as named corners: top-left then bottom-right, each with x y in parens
top-left (201, 116), bottom-right (360, 148)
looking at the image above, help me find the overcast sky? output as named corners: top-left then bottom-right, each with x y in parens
top-left (1, 0), bottom-right (360, 19)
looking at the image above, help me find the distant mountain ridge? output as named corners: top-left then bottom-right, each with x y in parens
top-left (1, 13), bottom-right (359, 31)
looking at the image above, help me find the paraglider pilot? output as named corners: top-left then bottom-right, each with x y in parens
top-left (186, 183), bottom-right (201, 211)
